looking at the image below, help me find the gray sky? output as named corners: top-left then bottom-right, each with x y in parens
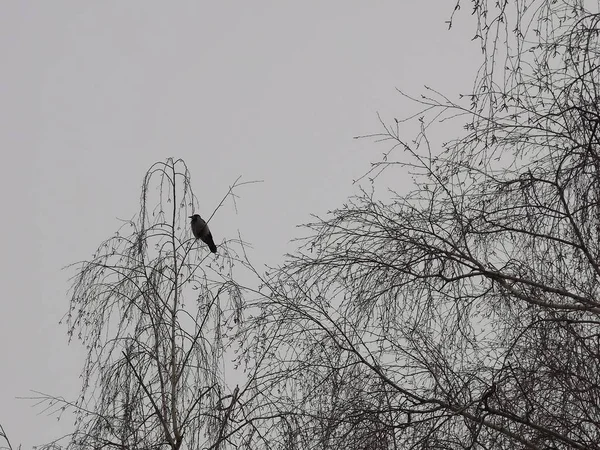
top-left (0, 2), bottom-right (479, 447)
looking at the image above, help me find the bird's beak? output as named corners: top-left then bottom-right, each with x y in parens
top-left (188, 216), bottom-right (193, 218)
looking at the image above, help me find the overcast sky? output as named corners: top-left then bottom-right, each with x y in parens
top-left (0, 2), bottom-right (479, 447)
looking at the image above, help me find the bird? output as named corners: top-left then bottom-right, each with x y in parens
top-left (189, 214), bottom-right (217, 253)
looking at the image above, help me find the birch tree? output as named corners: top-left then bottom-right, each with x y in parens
top-left (238, 2), bottom-right (600, 449)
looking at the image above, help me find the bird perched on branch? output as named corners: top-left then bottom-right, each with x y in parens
top-left (189, 214), bottom-right (217, 253)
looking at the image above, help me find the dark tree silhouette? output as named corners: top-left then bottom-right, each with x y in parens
top-left (35, 158), bottom-right (259, 450)
top-left (236, 2), bottom-right (600, 449)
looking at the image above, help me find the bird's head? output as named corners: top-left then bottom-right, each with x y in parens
top-left (189, 214), bottom-right (201, 222)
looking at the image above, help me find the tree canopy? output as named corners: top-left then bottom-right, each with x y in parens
top-left (236, 1), bottom-right (600, 448)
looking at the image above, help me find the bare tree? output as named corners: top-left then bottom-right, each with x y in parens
top-left (236, 2), bottom-right (600, 449)
top-left (36, 158), bottom-right (258, 450)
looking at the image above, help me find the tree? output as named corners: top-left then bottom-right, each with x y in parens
top-left (38, 158), bottom-right (255, 450)
top-left (237, 1), bottom-right (600, 449)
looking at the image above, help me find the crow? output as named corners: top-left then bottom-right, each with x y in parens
top-left (189, 214), bottom-right (217, 253)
